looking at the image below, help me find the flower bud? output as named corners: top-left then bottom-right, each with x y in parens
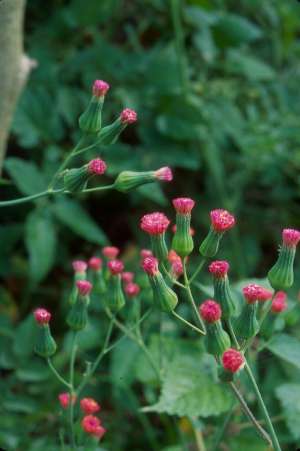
top-left (67, 281), bottom-right (92, 331)
top-left (105, 261), bottom-right (126, 312)
top-left (234, 284), bottom-right (265, 340)
top-left (107, 259), bottom-right (124, 275)
top-left (97, 108), bottom-right (137, 145)
top-left (140, 212), bottom-right (170, 262)
top-left (171, 198), bottom-right (195, 258)
top-left (79, 80), bottom-right (110, 134)
top-left (114, 167), bottom-right (173, 193)
top-left (70, 260), bottom-right (87, 305)
top-left (88, 257), bottom-right (102, 271)
top-left (81, 415), bottom-right (106, 440)
top-left (268, 228), bottom-right (300, 290)
top-left (172, 224), bottom-right (195, 236)
top-left (125, 282), bottom-right (140, 298)
top-left (80, 398), bottom-right (101, 415)
top-left (209, 261), bottom-right (236, 319)
top-left (200, 300), bottom-right (231, 357)
top-left (63, 159), bottom-right (107, 192)
top-left (58, 392), bottom-right (76, 409)
top-left (33, 308), bottom-right (57, 358)
top-left (89, 257), bottom-right (106, 294)
top-left (121, 272), bottom-right (134, 283)
top-left (102, 246), bottom-right (120, 260)
top-left (142, 256), bottom-right (178, 312)
top-left (222, 348), bottom-right (245, 373)
top-left (271, 291), bottom-right (287, 314)
top-left (199, 209), bottom-right (236, 258)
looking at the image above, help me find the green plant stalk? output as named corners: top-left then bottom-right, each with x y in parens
top-left (189, 257), bottom-right (206, 284)
top-left (69, 332), bottom-right (78, 450)
top-left (47, 358), bottom-right (71, 389)
top-left (172, 310), bottom-right (205, 335)
top-left (183, 259), bottom-right (206, 333)
top-left (170, 0), bottom-right (189, 95)
top-left (161, 263), bottom-right (186, 289)
top-left (210, 403), bottom-right (235, 451)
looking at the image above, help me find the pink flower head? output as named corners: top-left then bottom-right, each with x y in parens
top-left (282, 228), bottom-right (300, 247)
top-left (108, 259), bottom-right (124, 275)
top-left (34, 308), bottom-right (51, 325)
top-left (81, 415), bottom-right (106, 439)
top-left (271, 291), bottom-right (288, 313)
top-left (172, 197), bottom-right (195, 215)
top-left (140, 212), bottom-right (170, 235)
top-left (171, 259), bottom-right (183, 278)
top-left (243, 284), bottom-right (272, 304)
top-left (222, 348), bottom-right (245, 373)
top-left (210, 209), bottom-right (236, 233)
top-left (172, 224), bottom-right (195, 236)
top-left (140, 249), bottom-right (153, 259)
top-left (125, 282), bottom-right (141, 297)
top-left (102, 246), bottom-right (120, 259)
top-left (76, 280), bottom-right (93, 296)
top-left (155, 167), bottom-right (173, 182)
top-left (121, 272), bottom-right (134, 283)
top-left (80, 398), bottom-right (101, 415)
top-left (92, 80), bottom-right (110, 97)
top-left (142, 256), bottom-right (159, 276)
top-left (72, 260), bottom-right (87, 274)
top-left (168, 250), bottom-right (181, 264)
top-left (209, 260), bottom-right (230, 278)
top-left (87, 158), bottom-right (107, 175)
top-left (120, 108), bottom-right (137, 124)
top-left (88, 257), bottom-right (102, 271)
top-left (199, 300), bottom-right (222, 323)
top-left (58, 392), bottom-right (76, 409)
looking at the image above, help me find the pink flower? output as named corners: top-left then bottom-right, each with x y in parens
top-left (271, 291), bottom-right (287, 313)
top-left (154, 167), bottom-right (173, 182)
top-left (34, 308), bottom-right (51, 325)
top-left (171, 259), bottom-right (183, 278)
top-left (140, 212), bottom-right (170, 235)
top-left (142, 256), bottom-right (159, 276)
top-left (168, 250), bottom-right (181, 263)
top-left (108, 259), bottom-right (124, 275)
top-left (80, 398), bottom-right (101, 415)
top-left (121, 272), bottom-right (134, 283)
top-left (120, 108), bottom-right (137, 124)
top-left (209, 260), bottom-right (230, 278)
top-left (222, 348), bottom-right (245, 373)
top-left (92, 80), bottom-right (110, 97)
top-left (102, 246), bottom-right (120, 259)
top-left (172, 197), bottom-right (195, 215)
top-left (87, 158), bottom-right (107, 175)
top-left (58, 392), bottom-right (76, 409)
top-left (88, 257), bottom-right (102, 271)
top-left (72, 260), bottom-right (87, 273)
top-left (210, 209), bottom-right (235, 232)
top-left (199, 300), bottom-right (222, 323)
top-left (140, 249), bottom-right (153, 259)
top-left (282, 229), bottom-right (300, 247)
top-left (76, 280), bottom-right (93, 296)
top-left (125, 282), bottom-right (140, 297)
top-left (81, 415), bottom-right (106, 439)
top-left (172, 224), bottom-right (195, 236)
top-left (243, 284), bottom-right (272, 304)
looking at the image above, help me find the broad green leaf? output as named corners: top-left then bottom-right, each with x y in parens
top-left (16, 361), bottom-right (50, 382)
top-left (13, 314), bottom-right (37, 360)
top-left (3, 394), bottom-right (38, 414)
top-left (25, 210), bottom-right (57, 284)
top-left (52, 198), bottom-right (107, 244)
top-left (214, 13), bottom-right (262, 45)
top-left (266, 333), bottom-right (300, 370)
top-left (226, 50), bottom-right (275, 81)
top-left (276, 383), bottom-right (300, 439)
top-left (4, 158), bottom-right (47, 196)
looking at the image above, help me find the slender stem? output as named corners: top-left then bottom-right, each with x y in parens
top-left (47, 358), bottom-right (71, 389)
top-left (0, 190), bottom-right (51, 206)
top-left (189, 257), bottom-right (206, 284)
top-left (82, 184), bottom-right (115, 193)
top-left (170, 0), bottom-right (189, 95)
top-left (172, 310), bottom-right (205, 335)
top-left (230, 383), bottom-right (272, 446)
top-left (69, 332), bottom-right (78, 450)
top-left (227, 319), bottom-right (241, 349)
top-left (210, 404), bottom-right (235, 451)
top-left (183, 259), bottom-right (206, 333)
top-left (161, 263), bottom-right (186, 289)
top-left (190, 418), bottom-right (206, 451)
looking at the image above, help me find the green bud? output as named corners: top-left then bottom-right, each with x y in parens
top-left (97, 117), bottom-right (125, 145)
top-left (149, 272), bottom-right (178, 313)
top-left (63, 166), bottom-right (88, 193)
top-left (151, 234), bottom-right (168, 262)
top-left (268, 245), bottom-right (296, 290)
top-left (34, 324), bottom-right (57, 358)
top-left (204, 321), bottom-right (231, 357)
top-left (79, 96), bottom-right (105, 134)
top-left (213, 276), bottom-right (236, 320)
top-left (172, 214), bottom-right (194, 258)
top-left (199, 227), bottom-right (222, 258)
top-left (67, 296), bottom-right (89, 331)
top-left (234, 302), bottom-right (259, 341)
top-left (106, 275), bottom-right (126, 313)
top-left (92, 270), bottom-right (106, 294)
top-left (218, 366), bottom-right (234, 383)
top-left (114, 171), bottom-right (156, 193)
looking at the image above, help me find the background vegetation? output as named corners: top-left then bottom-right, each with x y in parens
top-left (1, 0), bottom-right (300, 450)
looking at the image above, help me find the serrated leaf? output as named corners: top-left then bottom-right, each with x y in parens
top-left (4, 158), bottom-right (47, 196)
top-left (25, 210), bottom-right (57, 284)
top-left (266, 333), bottom-right (300, 370)
top-left (52, 198), bottom-right (107, 244)
top-left (276, 383), bottom-right (300, 439)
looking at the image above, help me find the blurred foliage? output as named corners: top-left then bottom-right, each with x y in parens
top-left (1, 0), bottom-right (300, 449)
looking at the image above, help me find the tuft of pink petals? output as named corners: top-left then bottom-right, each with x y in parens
top-left (81, 415), bottom-right (106, 439)
top-left (171, 259), bottom-right (183, 278)
top-left (102, 246), bottom-right (120, 259)
top-left (108, 259), bottom-right (124, 275)
top-left (172, 197), bottom-right (195, 215)
top-left (210, 209), bottom-right (235, 232)
top-left (87, 158), bottom-right (107, 175)
top-left (271, 291), bottom-right (288, 313)
top-left (120, 108), bottom-right (137, 124)
top-left (140, 249), bottom-right (153, 259)
top-left (80, 398), bottom-right (101, 415)
top-left (72, 260), bottom-right (87, 273)
top-left (209, 260), bottom-right (230, 278)
top-left (76, 280), bottom-right (93, 296)
top-left (125, 282), bottom-right (141, 297)
top-left (243, 284), bottom-right (272, 304)
top-left (58, 392), bottom-right (76, 409)
top-left (92, 80), bottom-right (110, 97)
top-left (222, 348), bottom-right (245, 373)
top-left (34, 308), bottom-right (51, 325)
top-left (282, 228), bottom-right (300, 247)
top-left (142, 256), bottom-right (159, 276)
top-left (140, 212), bottom-right (170, 235)
top-left (199, 300), bottom-right (222, 323)
top-left (121, 272), bottom-right (134, 283)
top-left (88, 257), bottom-right (102, 271)
top-left (155, 167), bottom-right (173, 182)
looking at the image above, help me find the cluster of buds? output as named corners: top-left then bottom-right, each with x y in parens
top-left (199, 300), bottom-right (231, 357)
top-left (64, 158), bottom-right (107, 192)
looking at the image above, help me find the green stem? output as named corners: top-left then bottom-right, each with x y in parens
top-left (69, 332), bottom-right (78, 450)
top-left (210, 404), bottom-right (235, 451)
top-left (47, 358), bottom-right (71, 389)
top-left (170, 0), bottom-right (189, 95)
top-left (189, 257), bottom-right (206, 284)
top-left (82, 184), bottom-right (115, 193)
top-left (161, 263), bottom-right (186, 289)
top-left (183, 259), bottom-right (206, 333)
top-left (172, 310), bottom-right (205, 335)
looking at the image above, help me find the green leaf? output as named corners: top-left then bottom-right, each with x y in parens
top-left (4, 158), bottom-right (47, 196)
top-left (13, 314), bottom-right (37, 360)
top-left (3, 394), bottom-right (39, 414)
top-left (276, 383), bottom-right (300, 439)
top-left (266, 333), bottom-right (300, 370)
top-left (226, 50), bottom-right (275, 81)
top-left (214, 13), bottom-right (262, 45)
top-left (52, 198), bottom-right (107, 244)
top-left (25, 210), bottom-right (57, 284)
